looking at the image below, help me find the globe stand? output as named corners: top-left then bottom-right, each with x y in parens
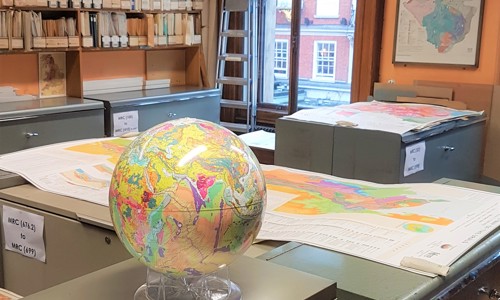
top-left (134, 265), bottom-right (242, 300)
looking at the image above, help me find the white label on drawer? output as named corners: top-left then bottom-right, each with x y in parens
top-left (2, 205), bottom-right (46, 263)
top-left (404, 141), bottom-right (425, 177)
top-left (113, 111), bottom-right (139, 137)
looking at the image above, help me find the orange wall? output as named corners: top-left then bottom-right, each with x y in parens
top-left (380, 0), bottom-right (500, 85)
top-left (0, 54), bottom-right (39, 96)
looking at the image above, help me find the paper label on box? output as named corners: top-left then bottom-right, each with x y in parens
top-left (192, 1), bottom-right (202, 9)
top-left (113, 111), bottom-right (139, 137)
top-left (3, 205), bottom-right (46, 263)
top-left (0, 38), bottom-right (9, 49)
top-left (404, 141), bottom-right (425, 177)
top-left (82, 36), bottom-right (93, 47)
top-left (11, 38), bottom-right (23, 49)
top-left (170, 0), bottom-right (178, 9)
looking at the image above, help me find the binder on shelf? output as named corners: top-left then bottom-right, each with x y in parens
top-left (21, 10), bottom-right (32, 50)
top-left (161, 0), bottom-right (170, 11)
top-left (82, 0), bottom-right (92, 8)
top-left (192, 0), bottom-right (202, 10)
top-left (80, 11), bottom-right (92, 47)
top-left (177, 0), bottom-right (185, 10)
top-left (58, 0), bottom-right (68, 8)
top-left (98, 12), bottom-right (111, 48)
top-left (120, 0), bottom-right (130, 9)
top-left (0, 10), bottom-right (9, 49)
top-left (48, 0), bottom-right (57, 8)
top-left (93, 0), bottom-right (102, 8)
top-left (102, 0), bottom-right (112, 8)
top-left (69, 0), bottom-right (80, 8)
top-left (1, 0), bottom-right (14, 7)
top-left (153, 13), bottom-right (166, 46)
top-left (127, 16), bottom-right (146, 47)
top-left (152, 0), bottom-right (160, 10)
top-left (66, 16), bottom-right (78, 47)
top-left (170, 0), bottom-right (178, 10)
top-left (111, 12), bottom-right (127, 47)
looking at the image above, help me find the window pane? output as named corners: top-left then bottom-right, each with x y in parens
top-left (259, 0), bottom-right (356, 109)
top-left (316, 0), bottom-right (340, 17)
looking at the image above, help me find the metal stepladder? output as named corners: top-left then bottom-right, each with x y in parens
top-left (216, 0), bottom-right (258, 133)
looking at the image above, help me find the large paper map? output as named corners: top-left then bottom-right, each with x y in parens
top-left (258, 165), bottom-right (500, 276)
top-left (0, 139), bottom-right (498, 276)
top-left (285, 100), bottom-right (483, 134)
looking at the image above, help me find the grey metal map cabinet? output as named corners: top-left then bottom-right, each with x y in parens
top-left (84, 87), bottom-right (221, 136)
top-left (0, 98), bottom-right (104, 154)
top-left (275, 117), bottom-right (486, 184)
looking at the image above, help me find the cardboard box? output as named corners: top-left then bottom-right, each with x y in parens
top-left (11, 37), bottom-right (23, 49)
top-left (68, 36), bottom-right (79, 47)
top-left (81, 36), bottom-right (93, 47)
top-left (0, 37), bottom-right (8, 49)
top-left (33, 37), bottom-right (46, 48)
top-left (45, 36), bottom-right (68, 48)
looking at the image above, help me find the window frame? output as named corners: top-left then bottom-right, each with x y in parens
top-left (274, 39), bottom-right (289, 79)
top-left (315, 0), bottom-right (340, 18)
top-left (313, 40), bottom-right (337, 81)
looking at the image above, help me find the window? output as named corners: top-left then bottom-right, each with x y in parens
top-left (313, 41), bottom-right (336, 80)
top-left (316, 0), bottom-right (340, 18)
top-left (274, 40), bottom-right (289, 78)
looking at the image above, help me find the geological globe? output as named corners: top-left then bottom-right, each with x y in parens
top-left (109, 118), bottom-right (266, 277)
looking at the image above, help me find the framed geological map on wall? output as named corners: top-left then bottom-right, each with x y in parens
top-left (393, 0), bottom-right (485, 67)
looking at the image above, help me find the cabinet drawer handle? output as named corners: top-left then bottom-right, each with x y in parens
top-left (168, 112), bottom-right (177, 118)
top-left (442, 146), bottom-right (455, 152)
top-left (25, 132), bottom-right (39, 138)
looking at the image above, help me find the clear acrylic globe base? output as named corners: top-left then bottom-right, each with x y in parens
top-left (134, 265), bottom-right (242, 300)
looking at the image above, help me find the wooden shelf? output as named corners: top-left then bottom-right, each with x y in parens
top-left (0, 7), bottom-right (204, 100)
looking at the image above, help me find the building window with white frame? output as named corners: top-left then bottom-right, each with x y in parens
top-left (274, 39), bottom-right (289, 78)
top-left (315, 0), bottom-right (340, 18)
top-left (314, 41), bottom-right (336, 80)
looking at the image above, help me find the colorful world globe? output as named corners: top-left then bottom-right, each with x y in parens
top-left (109, 118), bottom-right (266, 277)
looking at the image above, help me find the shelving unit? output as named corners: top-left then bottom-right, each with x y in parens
top-left (0, 5), bottom-right (205, 98)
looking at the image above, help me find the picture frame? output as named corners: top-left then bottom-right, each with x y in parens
top-left (392, 0), bottom-right (485, 67)
top-left (38, 52), bottom-right (66, 98)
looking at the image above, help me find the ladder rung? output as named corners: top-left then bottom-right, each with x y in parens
top-left (218, 54), bottom-right (248, 62)
top-left (220, 122), bottom-right (249, 133)
top-left (221, 99), bottom-right (249, 109)
top-left (217, 77), bottom-right (248, 86)
top-left (220, 30), bottom-right (248, 37)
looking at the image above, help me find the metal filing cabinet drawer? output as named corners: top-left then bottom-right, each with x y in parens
top-left (0, 98), bottom-right (104, 154)
top-left (0, 199), bottom-right (131, 297)
top-left (85, 87), bottom-right (221, 136)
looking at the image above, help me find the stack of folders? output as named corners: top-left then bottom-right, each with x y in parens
top-left (80, 11), bottom-right (98, 47)
top-left (1, 10), bottom-right (23, 50)
top-left (0, 10), bottom-right (10, 49)
top-left (127, 17), bottom-right (147, 47)
top-left (43, 17), bottom-right (76, 48)
top-left (11, 10), bottom-right (22, 48)
top-left (1, 0), bottom-right (14, 7)
top-left (98, 12), bottom-right (127, 48)
top-left (153, 13), bottom-right (167, 46)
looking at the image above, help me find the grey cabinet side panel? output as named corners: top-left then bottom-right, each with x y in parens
top-left (275, 119), bottom-right (335, 175)
top-left (333, 127), bottom-right (401, 183)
